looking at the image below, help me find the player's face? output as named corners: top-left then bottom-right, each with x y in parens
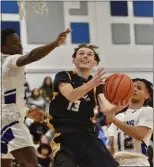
top-left (2, 33), bottom-right (23, 55)
top-left (73, 47), bottom-right (97, 70)
top-left (131, 81), bottom-right (149, 103)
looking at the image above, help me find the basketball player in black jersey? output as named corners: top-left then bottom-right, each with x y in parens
top-left (49, 44), bottom-right (128, 167)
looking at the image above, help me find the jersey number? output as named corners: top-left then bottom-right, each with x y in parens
top-left (117, 132), bottom-right (134, 151)
top-left (67, 100), bottom-right (81, 112)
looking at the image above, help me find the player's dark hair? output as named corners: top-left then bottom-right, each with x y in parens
top-left (72, 44), bottom-right (100, 64)
top-left (1, 28), bottom-right (16, 47)
top-left (132, 78), bottom-right (153, 107)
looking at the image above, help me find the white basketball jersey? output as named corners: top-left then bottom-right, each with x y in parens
top-left (1, 54), bottom-right (26, 121)
top-left (107, 107), bottom-right (153, 159)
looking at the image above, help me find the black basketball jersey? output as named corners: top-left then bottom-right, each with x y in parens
top-left (49, 71), bottom-right (103, 131)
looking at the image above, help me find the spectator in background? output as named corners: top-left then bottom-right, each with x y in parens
top-left (37, 144), bottom-right (52, 167)
top-left (24, 79), bottom-right (31, 100)
top-left (27, 88), bottom-right (46, 110)
top-left (29, 121), bottom-right (49, 145)
top-left (39, 76), bottom-right (53, 104)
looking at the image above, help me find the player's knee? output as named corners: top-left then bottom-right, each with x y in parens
top-left (52, 150), bottom-right (77, 167)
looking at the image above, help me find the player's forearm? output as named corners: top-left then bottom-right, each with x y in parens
top-left (111, 117), bottom-right (143, 140)
top-left (98, 94), bottom-right (115, 114)
top-left (29, 41), bottom-right (58, 61)
top-left (17, 41), bottom-right (58, 66)
top-left (68, 82), bottom-right (94, 102)
top-left (107, 145), bottom-right (114, 154)
top-left (107, 136), bottom-right (114, 154)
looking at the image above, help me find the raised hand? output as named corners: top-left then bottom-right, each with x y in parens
top-left (113, 100), bottom-right (130, 114)
top-left (104, 100), bottom-right (130, 115)
top-left (88, 68), bottom-right (107, 87)
top-left (105, 100), bottom-right (130, 122)
top-left (55, 28), bottom-right (72, 46)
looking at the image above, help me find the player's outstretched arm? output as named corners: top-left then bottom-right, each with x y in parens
top-left (16, 28), bottom-right (71, 67)
top-left (105, 105), bottom-right (153, 141)
top-left (109, 117), bottom-right (152, 141)
top-left (97, 94), bottom-right (115, 113)
top-left (58, 69), bottom-right (106, 102)
top-left (98, 95), bottom-right (129, 115)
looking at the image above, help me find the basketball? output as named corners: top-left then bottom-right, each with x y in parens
top-left (104, 73), bottom-right (134, 105)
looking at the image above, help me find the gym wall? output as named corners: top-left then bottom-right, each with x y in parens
top-left (1, 1), bottom-right (153, 89)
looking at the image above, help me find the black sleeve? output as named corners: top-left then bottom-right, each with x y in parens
top-left (53, 71), bottom-right (71, 92)
top-left (96, 84), bottom-right (104, 96)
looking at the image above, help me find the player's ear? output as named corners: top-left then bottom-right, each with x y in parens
top-left (144, 92), bottom-right (150, 100)
top-left (92, 60), bottom-right (97, 67)
top-left (72, 57), bottom-right (76, 64)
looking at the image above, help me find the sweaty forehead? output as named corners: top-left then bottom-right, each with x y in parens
top-left (78, 47), bottom-right (94, 54)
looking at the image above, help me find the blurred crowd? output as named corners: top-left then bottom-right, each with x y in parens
top-left (12, 76), bottom-right (54, 167)
top-left (12, 76), bottom-right (153, 167)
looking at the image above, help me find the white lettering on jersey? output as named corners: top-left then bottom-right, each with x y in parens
top-left (107, 107), bottom-right (153, 159)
